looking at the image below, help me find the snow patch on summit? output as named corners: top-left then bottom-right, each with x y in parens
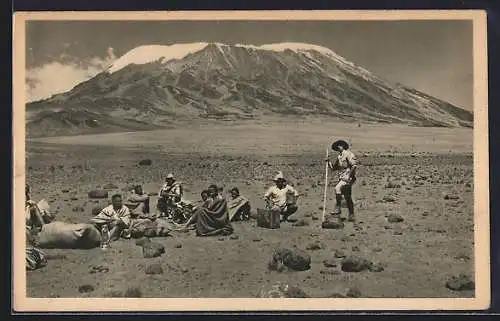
top-left (107, 42), bottom-right (355, 74)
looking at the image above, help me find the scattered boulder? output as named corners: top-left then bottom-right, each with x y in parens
top-left (89, 264), bottom-right (109, 274)
top-left (387, 214), bottom-right (404, 223)
top-left (341, 255), bottom-right (373, 272)
top-left (103, 183), bottom-right (118, 190)
top-left (145, 263), bottom-right (164, 275)
top-left (322, 220), bottom-right (344, 229)
top-left (306, 242), bottom-right (323, 251)
top-left (334, 249), bottom-right (347, 258)
top-left (174, 243), bottom-right (183, 248)
top-left (142, 242), bottom-right (165, 258)
top-left (268, 248), bottom-right (311, 271)
top-left (382, 196), bottom-right (397, 203)
top-left (445, 274), bottom-right (475, 291)
top-left (88, 190), bottom-right (109, 199)
top-left (139, 159), bottom-right (153, 166)
top-left (257, 282), bottom-right (309, 298)
top-left (78, 284), bottom-right (95, 293)
top-left (444, 194), bottom-right (460, 200)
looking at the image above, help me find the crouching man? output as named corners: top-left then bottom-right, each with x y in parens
top-left (91, 194), bottom-right (131, 248)
top-left (264, 172), bottom-right (300, 222)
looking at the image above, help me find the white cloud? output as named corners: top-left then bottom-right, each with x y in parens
top-left (26, 47), bottom-right (117, 102)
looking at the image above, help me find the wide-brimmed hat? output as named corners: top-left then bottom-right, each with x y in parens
top-left (331, 140), bottom-right (349, 151)
top-left (273, 171), bottom-right (286, 182)
top-left (166, 173), bottom-right (174, 179)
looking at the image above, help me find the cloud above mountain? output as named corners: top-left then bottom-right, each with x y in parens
top-left (26, 47), bottom-right (117, 102)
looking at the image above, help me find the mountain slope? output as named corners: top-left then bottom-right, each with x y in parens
top-left (26, 42), bottom-right (473, 137)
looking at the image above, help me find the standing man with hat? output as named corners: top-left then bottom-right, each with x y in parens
top-left (264, 171), bottom-right (300, 222)
top-left (325, 140), bottom-right (358, 222)
top-left (157, 173), bottom-right (183, 218)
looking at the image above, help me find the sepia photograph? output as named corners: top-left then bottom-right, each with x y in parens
top-left (12, 10), bottom-right (489, 312)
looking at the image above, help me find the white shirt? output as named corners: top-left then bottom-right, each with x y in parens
top-left (264, 185), bottom-right (299, 208)
top-left (98, 205), bottom-right (131, 227)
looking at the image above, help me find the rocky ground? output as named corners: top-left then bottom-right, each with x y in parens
top-left (24, 123), bottom-right (475, 298)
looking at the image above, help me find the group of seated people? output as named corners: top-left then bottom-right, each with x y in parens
top-left (26, 171), bottom-right (300, 249)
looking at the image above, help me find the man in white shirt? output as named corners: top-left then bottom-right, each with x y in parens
top-left (91, 194), bottom-right (131, 244)
top-left (264, 172), bottom-right (300, 222)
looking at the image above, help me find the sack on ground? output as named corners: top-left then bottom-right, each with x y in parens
top-left (38, 221), bottom-right (101, 249)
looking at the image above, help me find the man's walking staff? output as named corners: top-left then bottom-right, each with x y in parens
top-left (321, 147), bottom-right (329, 223)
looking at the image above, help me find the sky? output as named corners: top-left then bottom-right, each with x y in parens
top-left (25, 20), bottom-right (473, 109)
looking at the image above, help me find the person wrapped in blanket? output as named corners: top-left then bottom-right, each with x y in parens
top-left (228, 187), bottom-right (251, 221)
top-left (124, 184), bottom-right (150, 217)
top-left (175, 184), bottom-right (233, 236)
top-left (25, 184), bottom-right (47, 271)
top-left (91, 193), bottom-right (131, 248)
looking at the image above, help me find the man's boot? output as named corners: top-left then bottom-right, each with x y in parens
top-left (331, 194), bottom-right (342, 215)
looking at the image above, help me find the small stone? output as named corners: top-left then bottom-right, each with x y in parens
top-left (78, 284), bottom-right (95, 293)
top-left (138, 159), bottom-right (153, 166)
top-left (321, 220), bottom-right (344, 229)
top-left (323, 259), bottom-right (337, 268)
top-left (341, 255), bottom-right (373, 272)
top-left (334, 249), bottom-right (346, 258)
top-left (387, 214), bottom-right (404, 223)
top-left (306, 243), bottom-right (323, 251)
top-left (174, 243), bottom-right (182, 248)
top-left (230, 235), bottom-right (239, 240)
top-left (346, 287), bottom-right (362, 298)
top-left (145, 263), bottom-right (163, 275)
top-left (382, 196), bottom-right (397, 203)
top-left (142, 242), bottom-right (165, 258)
top-left (445, 274), bottom-right (474, 291)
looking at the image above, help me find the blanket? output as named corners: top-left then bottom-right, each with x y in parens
top-left (195, 197), bottom-right (233, 236)
top-left (228, 196), bottom-right (250, 221)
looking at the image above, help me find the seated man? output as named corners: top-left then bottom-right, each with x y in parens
top-left (25, 184), bottom-right (47, 231)
top-left (228, 187), bottom-right (251, 221)
top-left (264, 172), bottom-right (300, 222)
top-left (91, 194), bottom-right (131, 248)
top-left (176, 184), bottom-right (233, 236)
top-left (157, 173), bottom-right (183, 219)
top-left (125, 185), bottom-right (150, 217)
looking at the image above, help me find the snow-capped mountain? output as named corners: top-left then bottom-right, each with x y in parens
top-left (26, 42), bottom-right (473, 137)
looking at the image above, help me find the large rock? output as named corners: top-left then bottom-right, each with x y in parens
top-left (257, 282), bottom-right (309, 298)
top-left (269, 248), bottom-right (311, 271)
top-left (341, 255), bottom-right (373, 272)
top-left (142, 242), bottom-right (165, 258)
top-left (445, 274), bottom-right (475, 291)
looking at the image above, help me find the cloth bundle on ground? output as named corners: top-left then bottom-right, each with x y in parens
top-left (126, 218), bottom-right (172, 238)
top-left (37, 221), bottom-right (102, 249)
top-left (195, 197), bottom-right (233, 236)
top-left (228, 196), bottom-right (251, 221)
